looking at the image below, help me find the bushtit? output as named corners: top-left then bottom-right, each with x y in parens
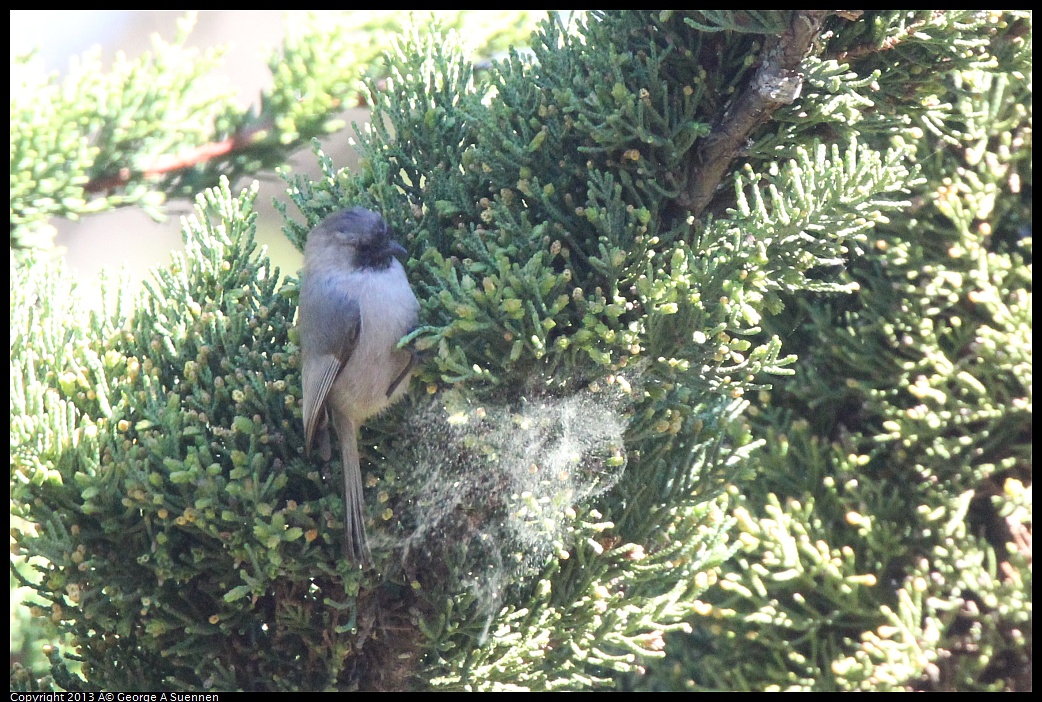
top-left (298, 207), bottom-right (420, 562)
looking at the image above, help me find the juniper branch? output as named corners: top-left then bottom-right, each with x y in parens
top-left (674, 10), bottom-right (832, 219)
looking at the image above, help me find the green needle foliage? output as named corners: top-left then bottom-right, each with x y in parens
top-left (11, 10), bottom-right (1030, 692)
top-left (627, 10), bottom-right (1032, 693)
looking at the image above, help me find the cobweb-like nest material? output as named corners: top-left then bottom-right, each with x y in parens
top-left (378, 379), bottom-right (632, 620)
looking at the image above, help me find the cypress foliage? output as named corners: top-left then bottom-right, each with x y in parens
top-left (11, 11), bottom-right (1030, 691)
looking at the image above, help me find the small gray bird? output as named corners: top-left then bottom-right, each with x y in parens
top-left (298, 208), bottom-right (420, 562)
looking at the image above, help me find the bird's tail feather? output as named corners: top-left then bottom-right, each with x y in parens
top-left (340, 422), bottom-right (372, 564)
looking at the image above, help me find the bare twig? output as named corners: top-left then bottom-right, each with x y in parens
top-left (674, 10), bottom-right (833, 220)
top-left (83, 122), bottom-right (271, 194)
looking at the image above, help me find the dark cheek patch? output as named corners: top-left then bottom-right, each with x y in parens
top-left (357, 247), bottom-right (394, 271)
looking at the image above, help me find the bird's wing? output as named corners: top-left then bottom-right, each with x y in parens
top-left (302, 296), bottom-right (361, 454)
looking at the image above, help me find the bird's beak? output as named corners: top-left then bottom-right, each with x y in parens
top-left (387, 240), bottom-right (409, 262)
